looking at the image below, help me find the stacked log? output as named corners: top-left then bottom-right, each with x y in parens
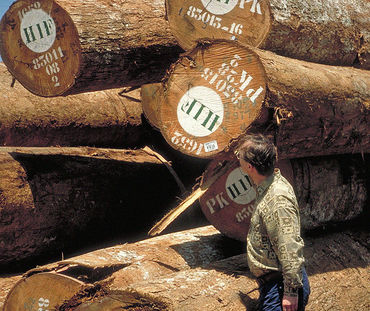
top-left (0, 63), bottom-right (148, 148)
top-left (39, 231), bottom-right (369, 311)
top-left (0, 0), bottom-right (182, 96)
top-left (143, 40), bottom-right (369, 159)
top-left (0, 146), bottom-right (183, 268)
top-left (166, 0), bottom-right (370, 69)
top-left (0, 1), bottom-right (368, 310)
top-left (1, 0), bottom-right (368, 97)
top-left (2, 225), bottom-right (244, 310)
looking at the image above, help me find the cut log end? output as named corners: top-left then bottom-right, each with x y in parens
top-left (0, 0), bottom-right (82, 96)
top-left (3, 272), bottom-right (84, 311)
top-left (166, 0), bottom-right (271, 51)
top-left (160, 40), bottom-right (266, 158)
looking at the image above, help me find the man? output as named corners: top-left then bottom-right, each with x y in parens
top-left (236, 134), bottom-right (310, 311)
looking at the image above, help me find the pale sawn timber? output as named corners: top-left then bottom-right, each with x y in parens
top-left (0, 63), bottom-right (146, 148)
top-left (0, 0), bottom-right (182, 96)
top-left (62, 231), bottom-right (370, 311)
top-left (0, 146), bottom-right (181, 267)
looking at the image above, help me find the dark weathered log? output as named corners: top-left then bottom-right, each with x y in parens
top-left (0, 63), bottom-right (148, 148)
top-left (0, 146), bottom-right (181, 268)
top-left (166, 0), bottom-right (369, 69)
top-left (157, 41), bottom-right (370, 159)
top-left (61, 231), bottom-right (370, 311)
top-left (0, 0), bottom-right (182, 96)
top-left (200, 152), bottom-right (368, 241)
top-left (2, 226), bottom-right (244, 310)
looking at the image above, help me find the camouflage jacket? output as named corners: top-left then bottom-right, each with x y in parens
top-left (247, 169), bottom-right (305, 295)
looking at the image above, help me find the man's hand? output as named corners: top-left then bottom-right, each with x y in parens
top-left (282, 294), bottom-right (298, 311)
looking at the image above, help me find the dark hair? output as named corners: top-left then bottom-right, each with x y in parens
top-left (236, 134), bottom-right (277, 176)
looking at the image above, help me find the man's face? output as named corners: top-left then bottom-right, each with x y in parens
top-left (239, 157), bottom-right (252, 175)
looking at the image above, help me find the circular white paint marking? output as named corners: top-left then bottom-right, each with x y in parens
top-left (226, 167), bottom-right (256, 205)
top-left (201, 0), bottom-right (239, 15)
top-left (20, 9), bottom-right (56, 53)
top-left (177, 86), bottom-right (224, 137)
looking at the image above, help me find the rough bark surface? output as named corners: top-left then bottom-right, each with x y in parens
top-left (255, 48), bottom-right (370, 159)
top-left (64, 231), bottom-right (369, 311)
top-left (0, 64), bottom-right (148, 148)
top-left (0, 147), bottom-right (181, 268)
top-left (261, 0), bottom-right (370, 69)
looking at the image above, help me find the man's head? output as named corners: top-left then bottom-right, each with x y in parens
top-left (236, 134), bottom-right (277, 180)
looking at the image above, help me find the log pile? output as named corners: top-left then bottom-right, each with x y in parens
top-left (0, 0), bottom-right (369, 310)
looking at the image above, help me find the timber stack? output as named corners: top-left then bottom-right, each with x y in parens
top-left (0, 0), bottom-right (369, 310)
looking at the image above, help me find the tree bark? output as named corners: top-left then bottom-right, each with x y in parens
top-left (199, 152), bottom-right (368, 241)
top-left (0, 146), bottom-right (182, 268)
top-left (166, 0), bottom-right (369, 69)
top-left (257, 47), bottom-right (370, 159)
top-left (0, 0), bottom-right (182, 96)
top-left (157, 41), bottom-right (370, 159)
top-left (0, 63), bottom-right (149, 148)
top-left (61, 231), bottom-right (370, 311)
top-left (261, 0), bottom-right (370, 69)
top-left (3, 226), bottom-right (245, 311)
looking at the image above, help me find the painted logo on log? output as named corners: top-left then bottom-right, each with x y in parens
top-left (20, 8), bottom-right (56, 53)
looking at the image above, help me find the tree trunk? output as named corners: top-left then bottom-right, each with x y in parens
top-left (2, 225), bottom-right (244, 310)
top-left (159, 40), bottom-right (267, 158)
top-left (166, 0), bottom-right (272, 51)
top-left (257, 47), bottom-right (370, 159)
top-left (166, 0), bottom-right (369, 69)
top-left (199, 151), bottom-right (368, 241)
top-left (0, 0), bottom-right (182, 96)
top-left (0, 63), bottom-right (149, 148)
top-left (156, 40), bottom-right (370, 159)
top-left (0, 146), bottom-right (182, 268)
top-left (60, 231), bottom-right (369, 311)
top-left (261, 0), bottom-right (370, 69)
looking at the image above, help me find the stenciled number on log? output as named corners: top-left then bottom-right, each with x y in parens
top-left (38, 297), bottom-right (50, 311)
top-left (170, 130), bottom-right (221, 154)
top-left (169, 0), bottom-right (269, 50)
top-left (201, 54), bottom-right (264, 106)
top-left (31, 46), bottom-right (64, 87)
top-left (23, 296), bottom-right (50, 311)
top-left (185, 6), bottom-right (243, 38)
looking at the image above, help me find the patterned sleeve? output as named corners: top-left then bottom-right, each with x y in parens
top-left (264, 195), bottom-right (305, 295)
